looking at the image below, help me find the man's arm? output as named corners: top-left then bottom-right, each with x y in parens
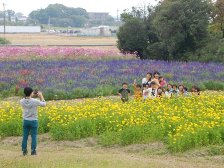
top-left (37, 91), bottom-right (46, 107)
top-left (133, 79), bottom-right (137, 90)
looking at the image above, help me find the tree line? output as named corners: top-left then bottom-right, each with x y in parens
top-left (29, 4), bottom-right (115, 27)
top-left (0, 4), bottom-right (116, 27)
top-left (117, 0), bottom-right (224, 62)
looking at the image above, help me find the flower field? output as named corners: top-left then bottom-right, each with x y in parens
top-left (0, 47), bottom-right (133, 60)
top-left (0, 92), bottom-right (224, 152)
top-left (0, 47), bottom-right (224, 99)
top-left (0, 47), bottom-right (224, 152)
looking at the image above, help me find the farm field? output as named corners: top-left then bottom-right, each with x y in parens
top-left (0, 34), bottom-right (117, 47)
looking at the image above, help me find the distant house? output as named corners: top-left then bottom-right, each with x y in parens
top-left (88, 12), bottom-right (109, 21)
top-left (16, 16), bottom-right (28, 22)
top-left (0, 26), bottom-right (41, 33)
top-left (11, 16), bottom-right (16, 22)
top-left (0, 15), bottom-right (28, 23)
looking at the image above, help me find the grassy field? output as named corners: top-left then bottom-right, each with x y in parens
top-left (0, 33), bottom-right (117, 47)
top-left (0, 134), bottom-right (224, 168)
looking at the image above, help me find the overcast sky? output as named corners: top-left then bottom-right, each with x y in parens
top-left (1, 0), bottom-right (158, 17)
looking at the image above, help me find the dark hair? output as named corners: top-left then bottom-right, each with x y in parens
top-left (178, 84), bottom-right (184, 90)
top-left (24, 87), bottom-right (33, 97)
top-left (191, 85), bottom-right (200, 92)
top-left (153, 71), bottom-right (160, 77)
top-left (167, 84), bottom-right (173, 87)
top-left (122, 82), bottom-right (128, 86)
top-left (159, 76), bottom-right (163, 79)
top-left (178, 85), bottom-right (184, 93)
top-left (146, 72), bottom-right (152, 81)
top-left (151, 81), bottom-right (156, 85)
top-left (166, 84), bottom-right (172, 91)
top-left (147, 72), bottom-right (152, 76)
top-left (173, 84), bottom-right (177, 88)
top-left (136, 84), bottom-right (142, 89)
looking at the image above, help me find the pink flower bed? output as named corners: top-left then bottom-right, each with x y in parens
top-left (0, 47), bottom-right (135, 60)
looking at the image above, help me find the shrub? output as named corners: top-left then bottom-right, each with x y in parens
top-left (0, 37), bottom-right (10, 45)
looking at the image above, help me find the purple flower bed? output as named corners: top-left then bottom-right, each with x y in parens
top-left (0, 59), bottom-right (223, 99)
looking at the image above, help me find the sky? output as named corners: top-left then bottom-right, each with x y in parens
top-left (1, 0), bottom-right (158, 17)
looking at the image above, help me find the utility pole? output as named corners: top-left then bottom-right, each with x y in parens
top-left (48, 16), bottom-right (51, 32)
top-left (3, 3), bottom-right (6, 40)
top-left (117, 9), bottom-right (119, 21)
top-left (143, 5), bottom-right (146, 19)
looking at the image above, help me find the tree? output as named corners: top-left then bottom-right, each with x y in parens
top-left (117, 18), bottom-right (147, 59)
top-left (15, 12), bottom-right (25, 18)
top-left (117, 0), bottom-right (211, 61)
top-left (6, 10), bottom-right (15, 22)
top-left (215, 0), bottom-right (224, 38)
top-left (28, 4), bottom-right (89, 27)
top-left (117, 7), bottom-right (148, 59)
top-left (150, 0), bottom-right (211, 60)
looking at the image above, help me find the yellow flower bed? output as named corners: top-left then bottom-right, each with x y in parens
top-left (0, 92), bottom-right (224, 152)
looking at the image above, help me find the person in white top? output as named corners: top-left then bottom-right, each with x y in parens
top-left (165, 84), bottom-right (173, 98)
top-left (148, 81), bottom-right (158, 99)
top-left (142, 72), bottom-right (152, 86)
top-left (20, 87), bottom-right (46, 156)
top-left (143, 83), bottom-right (150, 100)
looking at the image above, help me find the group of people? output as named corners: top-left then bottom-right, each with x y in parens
top-left (118, 71), bottom-right (200, 102)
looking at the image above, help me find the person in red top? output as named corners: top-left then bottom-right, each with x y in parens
top-left (159, 76), bottom-right (167, 88)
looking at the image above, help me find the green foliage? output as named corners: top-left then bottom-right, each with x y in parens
top-left (214, 0), bottom-right (224, 38)
top-left (29, 4), bottom-right (89, 27)
top-left (0, 37), bottom-right (11, 45)
top-left (120, 126), bottom-right (145, 145)
top-left (98, 131), bottom-right (121, 146)
top-left (28, 3), bottom-right (115, 27)
top-left (203, 81), bottom-right (224, 90)
top-left (169, 128), bottom-right (224, 152)
top-left (208, 145), bottom-right (224, 155)
top-left (151, 0), bottom-right (210, 60)
top-left (1, 82), bottom-right (224, 100)
top-left (187, 37), bottom-right (224, 62)
top-left (117, 0), bottom-right (223, 62)
top-left (50, 119), bottom-right (95, 141)
top-left (0, 120), bottom-right (22, 137)
top-left (42, 85), bottom-right (119, 100)
top-left (117, 18), bottom-right (148, 59)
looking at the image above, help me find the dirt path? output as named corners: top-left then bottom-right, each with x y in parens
top-left (2, 34), bottom-right (117, 46)
top-left (0, 134), bottom-right (223, 168)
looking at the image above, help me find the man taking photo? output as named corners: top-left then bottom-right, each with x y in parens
top-left (20, 87), bottom-right (46, 156)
